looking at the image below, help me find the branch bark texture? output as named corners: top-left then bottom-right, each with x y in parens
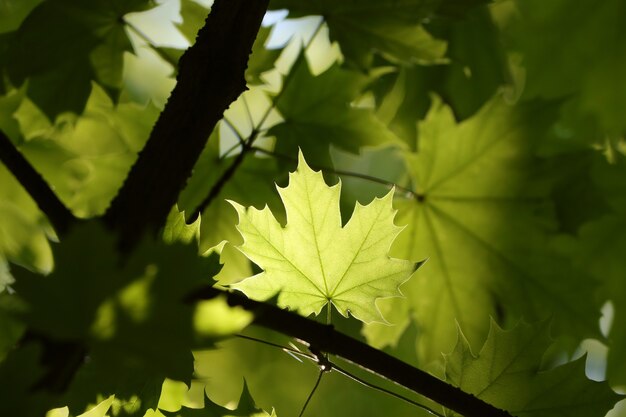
top-left (187, 287), bottom-right (514, 417)
top-left (104, 0), bottom-right (270, 249)
top-left (0, 130), bottom-right (76, 235)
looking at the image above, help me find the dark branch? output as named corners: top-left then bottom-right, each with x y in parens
top-left (186, 287), bottom-right (514, 417)
top-left (0, 130), bottom-right (77, 236)
top-left (188, 23), bottom-right (325, 222)
top-left (104, 0), bottom-right (270, 250)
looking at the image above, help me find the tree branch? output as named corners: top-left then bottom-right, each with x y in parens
top-left (0, 130), bottom-right (77, 235)
top-left (104, 0), bottom-right (270, 250)
top-left (186, 287), bottom-right (514, 417)
top-left (188, 22), bottom-right (325, 222)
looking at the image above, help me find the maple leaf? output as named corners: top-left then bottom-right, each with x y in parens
top-left (230, 152), bottom-right (419, 323)
top-left (444, 320), bottom-right (622, 417)
top-left (371, 6), bottom-right (510, 146)
top-left (269, 54), bottom-right (401, 167)
top-left (363, 96), bottom-right (601, 361)
top-left (2, 0), bottom-right (156, 118)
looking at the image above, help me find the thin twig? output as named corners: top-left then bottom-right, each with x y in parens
top-left (298, 370), bottom-right (324, 417)
top-left (188, 132), bottom-right (255, 222)
top-left (242, 95), bottom-right (255, 130)
top-left (104, 0), bottom-right (270, 250)
top-left (235, 334), bottom-right (316, 361)
top-left (188, 20), bottom-right (326, 221)
top-left (220, 142), bottom-right (244, 160)
top-left (257, 18), bottom-right (324, 132)
top-left (235, 331), bottom-right (445, 417)
top-left (0, 130), bottom-right (77, 236)
top-left (332, 362), bottom-right (445, 417)
top-left (222, 117), bottom-right (246, 145)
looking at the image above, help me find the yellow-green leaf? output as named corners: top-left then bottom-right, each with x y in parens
top-left (230, 152), bottom-right (419, 323)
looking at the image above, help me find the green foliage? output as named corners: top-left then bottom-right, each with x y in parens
top-left (0, 221), bottom-right (237, 416)
top-left (162, 380), bottom-right (275, 417)
top-left (10, 84), bottom-right (160, 217)
top-left (365, 96), bottom-right (601, 361)
top-left (269, 0), bottom-right (447, 68)
top-left (444, 320), bottom-right (622, 417)
top-left (0, 1), bottom-right (625, 417)
top-left (177, 129), bottom-right (285, 283)
top-left (230, 152), bottom-right (419, 322)
top-left (0, 0), bottom-right (156, 118)
top-left (0, 162), bottom-right (52, 275)
top-left (509, 0), bottom-right (626, 136)
top-left (560, 155), bottom-right (626, 387)
top-left (269, 55), bottom-right (400, 166)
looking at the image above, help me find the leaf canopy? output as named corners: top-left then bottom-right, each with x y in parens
top-left (0, 1), bottom-right (625, 417)
top-left (561, 155), bottom-right (626, 388)
top-left (444, 320), bottom-right (622, 417)
top-left (509, 0), bottom-right (626, 135)
top-left (0, 221), bottom-right (249, 416)
top-left (1, 0), bottom-right (156, 118)
top-left (269, 0), bottom-right (446, 68)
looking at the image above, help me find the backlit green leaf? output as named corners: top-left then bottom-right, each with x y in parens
top-left (231, 152), bottom-right (419, 323)
top-left (176, 0), bottom-right (210, 44)
top-left (364, 97), bottom-right (601, 361)
top-left (444, 320), bottom-right (622, 417)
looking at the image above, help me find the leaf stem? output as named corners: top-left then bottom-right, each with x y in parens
top-left (255, 18), bottom-right (325, 132)
top-left (331, 362), bottom-right (444, 417)
top-left (242, 94), bottom-right (256, 130)
top-left (326, 303), bottom-right (332, 325)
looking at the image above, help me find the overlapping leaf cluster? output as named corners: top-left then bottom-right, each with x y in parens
top-left (1, 0), bottom-right (625, 416)
top-left (0, 221), bottom-right (253, 416)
